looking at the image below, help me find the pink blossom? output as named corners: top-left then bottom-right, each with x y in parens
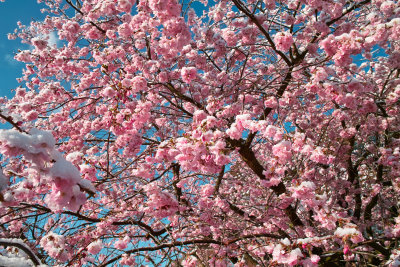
top-left (334, 225), bottom-right (364, 243)
top-left (40, 232), bottom-right (69, 261)
top-left (343, 244), bottom-right (351, 255)
top-left (182, 256), bottom-right (198, 267)
top-left (287, 248), bottom-right (303, 266)
top-left (311, 254), bottom-right (320, 264)
top-left (380, 1), bottom-right (396, 16)
top-left (181, 67), bottom-right (197, 83)
top-left (117, 0), bottom-right (134, 13)
top-left (0, 0), bottom-right (398, 266)
top-left (25, 110), bottom-right (38, 121)
top-left (274, 32), bottom-right (293, 52)
top-left (272, 141), bottom-right (292, 163)
top-left (114, 236), bottom-right (130, 250)
top-left (131, 76), bottom-right (147, 93)
top-left (340, 127), bottom-right (357, 139)
top-left (101, 87), bottom-right (116, 98)
top-left (31, 38), bottom-right (47, 50)
top-left (120, 254), bottom-right (136, 265)
top-left (310, 147), bottom-right (328, 164)
top-left (226, 123), bottom-right (242, 140)
top-left (201, 184), bottom-right (214, 197)
top-left (264, 0), bottom-right (275, 9)
top-left (118, 22), bottom-right (132, 38)
top-left (88, 240), bottom-right (103, 254)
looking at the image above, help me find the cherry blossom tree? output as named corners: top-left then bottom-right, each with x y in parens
top-left (0, 0), bottom-right (399, 266)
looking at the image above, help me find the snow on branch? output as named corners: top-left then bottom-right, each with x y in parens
top-left (0, 127), bottom-right (95, 211)
top-left (0, 238), bottom-right (42, 266)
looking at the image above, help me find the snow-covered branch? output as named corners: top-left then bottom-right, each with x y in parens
top-left (0, 238), bottom-right (42, 266)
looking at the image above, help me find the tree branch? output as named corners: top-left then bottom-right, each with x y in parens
top-left (0, 238), bottom-right (41, 266)
top-left (231, 0), bottom-right (292, 66)
top-left (227, 139), bottom-right (303, 226)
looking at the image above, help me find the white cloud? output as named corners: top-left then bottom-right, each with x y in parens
top-left (29, 31), bottom-right (60, 50)
top-left (4, 54), bottom-right (18, 66)
top-left (46, 31), bottom-right (60, 47)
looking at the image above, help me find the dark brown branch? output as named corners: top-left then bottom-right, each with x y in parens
top-left (231, 0), bottom-right (291, 66)
top-left (366, 242), bottom-right (390, 259)
top-left (227, 232), bottom-right (285, 244)
top-left (364, 164), bottom-right (382, 234)
top-left (226, 199), bottom-right (257, 221)
top-left (214, 165), bottom-right (225, 195)
top-left (19, 203), bottom-right (167, 236)
top-left (158, 92), bottom-right (194, 117)
top-left (99, 239), bottom-right (223, 267)
top-left (0, 112), bottom-right (26, 133)
top-left (346, 136), bottom-right (362, 220)
top-left (227, 139), bottom-right (303, 226)
top-left (65, 0), bottom-right (106, 33)
top-left (326, 0), bottom-right (372, 27)
top-left (245, 67), bottom-right (294, 147)
top-left (172, 163), bottom-right (183, 203)
top-left (164, 83), bottom-right (205, 111)
top-left (99, 232), bottom-right (284, 267)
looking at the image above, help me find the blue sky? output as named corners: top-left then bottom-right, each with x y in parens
top-left (0, 1), bottom-right (47, 99)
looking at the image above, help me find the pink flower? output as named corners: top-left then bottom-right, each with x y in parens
top-left (131, 76), bottom-right (147, 93)
top-left (88, 240), bottom-right (103, 254)
top-left (272, 141), bottom-right (292, 163)
top-left (381, 1), bottom-right (396, 16)
top-left (144, 184), bottom-right (179, 218)
top-left (264, 0), bottom-right (275, 9)
top-left (32, 38), bottom-right (48, 50)
top-left (320, 35), bottom-right (337, 56)
top-left (61, 21), bottom-right (80, 42)
top-left (117, 0), bottom-right (134, 13)
top-left (292, 181), bottom-right (316, 199)
top-left (149, 0), bottom-right (181, 19)
top-left (25, 110), bottom-right (38, 121)
top-left (181, 67), bottom-right (197, 83)
top-left (182, 256), bottom-right (198, 267)
top-left (226, 123), bottom-right (242, 140)
top-left (40, 232), bottom-right (69, 261)
top-left (340, 127), bottom-right (357, 139)
top-left (264, 97), bottom-right (278, 108)
top-left (86, 28), bottom-right (102, 40)
top-left (313, 67), bottom-right (328, 82)
top-left (101, 87), bottom-right (116, 98)
top-left (193, 110), bottom-right (208, 124)
top-left (287, 248), bottom-right (303, 266)
top-left (311, 254), bottom-right (320, 264)
top-left (334, 226), bottom-right (364, 243)
top-left (343, 244), bottom-right (351, 255)
top-left (201, 184), bottom-right (214, 197)
top-left (274, 32), bottom-right (293, 52)
top-left (222, 29), bottom-right (238, 46)
top-left (310, 147), bottom-right (328, 164)
top-left (120, 254), bottom-right (136, 265)
top-left (114, 236), bottom-right (130, 250)
top-left (118, 22), bottom-right (132, 38)
top-left (264, 125), bottom-right (278, 139)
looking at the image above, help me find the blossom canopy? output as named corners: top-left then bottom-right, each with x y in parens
top-left (0, 0), bottom-right (399, 266)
